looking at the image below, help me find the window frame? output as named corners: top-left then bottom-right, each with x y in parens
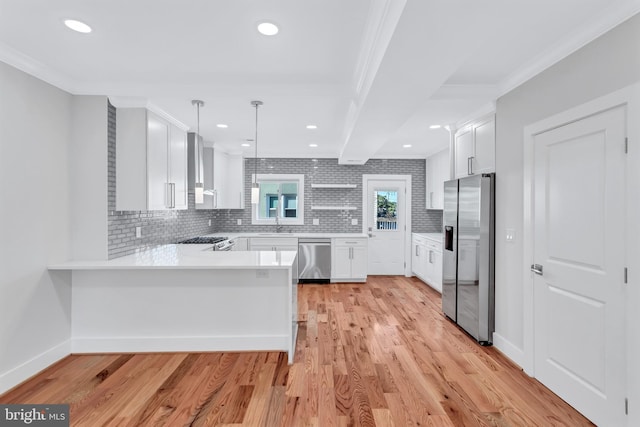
top-left (251, 174), bottom-right (305, 225)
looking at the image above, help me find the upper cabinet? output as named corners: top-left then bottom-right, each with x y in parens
top-left (116, 108), bottom-right (188, 211)
top-left (454, 114), bottom-right (495, 179)
top-left (425, 148), bottom-right (450, 209)
top-left (197, 147), bottom-right (244, 210)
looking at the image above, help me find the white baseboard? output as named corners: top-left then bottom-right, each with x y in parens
top-left (71, 335), bottom-right (290, 354)
top-left (492, 332), bottom-right (525, 369)
top-left (0, 340), bottom-right (71, 395)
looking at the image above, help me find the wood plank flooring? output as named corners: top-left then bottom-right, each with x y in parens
top-left (0, 276), bottom-right (593, 426)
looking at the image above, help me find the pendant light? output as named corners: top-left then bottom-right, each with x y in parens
top-left (192, 100), bottom-right (205, 204)
top-left (251, 100), bottom-right (263, 204)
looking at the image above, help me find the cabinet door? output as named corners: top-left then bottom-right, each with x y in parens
top-left (169, 124), bottom-right (188, 209)
top-left (432, 250), bottom-right (443, 293)
top-left (225, 154), bottom-right (244, 208)
top-left (332, 246), bottom-right (352, 278)
top-left (350, 246), bottom-right (368, 279)
top-left (411, 240), bottom-right (422, 276)
top-left (454, 127), bottom-right (474, 179)
top-left (147, 112), bottom-right (170, 210)
top-left (425, 157), bottom-right (438, 209)
top-left (473, 117), bottom-right (495, 174)
top-left (213, 149), bottom-right (226, 208)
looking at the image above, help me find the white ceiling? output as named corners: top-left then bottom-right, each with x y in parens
top-left (1, 0), bottom-right (639, 162)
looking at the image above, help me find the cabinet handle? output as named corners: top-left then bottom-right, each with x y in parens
top-left (429, 250), bottom-right (434, 264)
top-left (430, 191), bottom-right (434, 208)
top-left (165, 183), bottom-right (171, 208)
top-left (415, 245), bottom-right (419, 256)
top-left (171, 183), bottom-right (176, 208)
top-left (213, 190), bottom-right (218, 208)
top-left (467, 156), bottom-right (474, 175)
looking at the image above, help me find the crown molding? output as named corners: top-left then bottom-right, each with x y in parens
top-left (108, 96), bottom-right (189, 131)
top-left (0, 42), bottom-right (78, 93)
top-left (498, 3), bottom-right (640, 98)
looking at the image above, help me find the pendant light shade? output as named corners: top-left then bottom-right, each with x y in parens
top-left (251, 100), bottom-right (263, 204)
top-left (192, 100), bottom-right (205, 204)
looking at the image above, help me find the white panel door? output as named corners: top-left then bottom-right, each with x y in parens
top-left (366, 179), bottom-right (406, 275)
top-left (533, 106), bottom-right (626, 426)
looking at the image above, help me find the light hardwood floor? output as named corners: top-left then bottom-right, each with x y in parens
top-left (0, 276), bottom-right (593, 426)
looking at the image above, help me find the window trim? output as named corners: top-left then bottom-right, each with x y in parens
top-left (251, 173), bottom-right (305, 225)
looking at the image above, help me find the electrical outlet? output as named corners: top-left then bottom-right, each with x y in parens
top-left (313, 218), bottom-right (319, 225)
top-left (237, 219), bottom-right (242, 225)
top-left (506, 228), bottom-right (515, 242)
top-left (135, 226), bottom-right (142, 238)
top-left (208, 219), bottom-right (212, 227)
top-left (351, 218), bottom-right (358, 225)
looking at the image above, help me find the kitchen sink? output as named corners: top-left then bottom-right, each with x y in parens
top-left (256, 233), bottom-right (294, 236)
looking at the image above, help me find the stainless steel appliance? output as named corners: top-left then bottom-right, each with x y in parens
top-left (178, 236), bottom-right (235, 251)
top-left (442, 173), bottom-right (495, 345)
top-left (298, 238), bottom-right (331, 283)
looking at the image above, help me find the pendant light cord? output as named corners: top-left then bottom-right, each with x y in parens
top-left (254, 102), bottom-right (259, 184)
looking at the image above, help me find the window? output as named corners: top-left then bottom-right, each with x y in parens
top-left (374, 190), bottom-right (398, 230)
top-left (251, 174), bottom-right (304, 225)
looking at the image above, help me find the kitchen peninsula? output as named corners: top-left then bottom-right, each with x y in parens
top-left (49, 245), bottom-right (298, 363)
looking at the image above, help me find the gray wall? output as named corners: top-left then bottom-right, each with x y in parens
top-left (107, 102), bottom-right (216, 259)
top-left (494, 13), bottom-right (640, 353)
top-left (0, 62), bottom-right (72, 392)
top-left (215, 158), bottom-right (443, 234)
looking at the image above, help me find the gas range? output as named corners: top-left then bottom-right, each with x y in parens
top-left (177, 236), bottom-right (235, 251)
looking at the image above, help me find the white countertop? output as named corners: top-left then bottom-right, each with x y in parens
top-left (412, 232), bottom-right (443, 242)
top-left (223, 232), bottom-right (368, 239)
top-left (48, 244), bottom-right (298, 270)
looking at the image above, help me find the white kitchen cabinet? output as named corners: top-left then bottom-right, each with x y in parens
top-left (425, 148), bottom-right (450, 209)
top-left (331, 238), bottom-right (367, 282)
top-left (231, 237), bottom-right (248, 251)
top-left (412, 234), bottom-right (442, 293)
top-left (116, 108), bottom-right (187, 211)
top-left (197, 148), bottom-right (244, 209)
top-left (454, 114), bottom-right (495, 179)
top-left (249, 237), bottom-right (298, 252)
top-left (411, 234), bottom-right (428, 279)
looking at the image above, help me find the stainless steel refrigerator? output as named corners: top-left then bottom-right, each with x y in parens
top-left (442, 173), bottom-right (495, 345)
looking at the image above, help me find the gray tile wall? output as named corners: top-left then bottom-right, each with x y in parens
top-left (107, 102), bottom-right (216, 259)
top-left (214, 158), bottom-right (442, 234)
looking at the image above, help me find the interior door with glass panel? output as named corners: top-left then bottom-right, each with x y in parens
top-left (366, 179), bottom-right (406, 275)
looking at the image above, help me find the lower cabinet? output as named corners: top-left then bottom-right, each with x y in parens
top-left (249, 237), bottom-right (298, 252)
top-left (411, 234), bottom-right (442, 292)
top-left (331, 238), bottom-right (367, 282)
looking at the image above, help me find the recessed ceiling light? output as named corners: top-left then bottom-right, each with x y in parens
top-left (429, 125), bottom-right (441, 129)
top-left (241, 143), bottom-right (250, 147)
top-left (309, 144), bottom-right (318, 148)
top-left (217, 124), bottom-right (228, 128)
top-left (306, 125), bottom-right (317, 129)
top-left (257, 22), bottom-right (279, 36)
top-left (403, 144), bottom-right (412, 148)
top-left (64, 19), bottom-right (92, 33)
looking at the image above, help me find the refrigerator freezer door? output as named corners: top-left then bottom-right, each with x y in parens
top-left (442, 180), bottom-right (459, 321)
top-left (456, 174), bottom-right (494, 343)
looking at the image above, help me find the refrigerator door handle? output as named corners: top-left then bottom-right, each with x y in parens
top-left (531, 264), bottom-right (544, 276)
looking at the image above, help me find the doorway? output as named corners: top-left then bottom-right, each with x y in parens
top-left (362, 175), bottom-right (411, 276)
top-left (524, 95), bottom-right (630, 426)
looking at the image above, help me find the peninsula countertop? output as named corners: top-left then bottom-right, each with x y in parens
top-left (48, 244), bottom-right (298, 270)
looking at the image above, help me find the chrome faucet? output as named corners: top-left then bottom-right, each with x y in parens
top-left (275, 210), bottom-right (284, 232)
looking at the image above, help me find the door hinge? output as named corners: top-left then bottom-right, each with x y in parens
top-left (624, 267), bottom-right (628, 284)
top-left (625, 137), bottom-right (628, 154)
top-left (625, 397), bottom-right (628, 415)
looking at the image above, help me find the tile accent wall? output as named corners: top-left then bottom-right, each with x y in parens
top-left (107, 102), bottom-right (216, 259)
top-left (214, 158), bottom-right (442, 234)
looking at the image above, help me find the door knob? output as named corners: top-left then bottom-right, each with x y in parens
top-left (530, 264), bottom-right (543, 276)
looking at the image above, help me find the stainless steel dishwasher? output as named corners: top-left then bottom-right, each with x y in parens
top-left (298, 238), bottom-right (331, 283)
